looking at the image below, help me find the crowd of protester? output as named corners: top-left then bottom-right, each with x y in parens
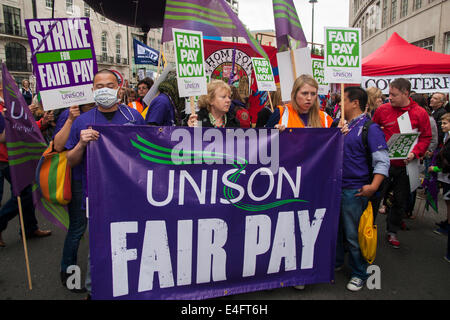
top-left (0, 71), bottom-right (449, 298)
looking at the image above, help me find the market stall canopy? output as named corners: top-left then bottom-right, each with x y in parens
top-left (83, 0), bottom-right (167, 32)
top-left (362, 32), bottom-right (450, 76)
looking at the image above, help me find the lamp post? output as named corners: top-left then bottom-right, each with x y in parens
top-left (309, 0), bottom-right (318, 54)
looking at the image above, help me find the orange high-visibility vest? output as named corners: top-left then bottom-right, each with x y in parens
top-left (128, 101), bottom-right (144, 114)
top-left (277, 103), bottom-right (332, 128)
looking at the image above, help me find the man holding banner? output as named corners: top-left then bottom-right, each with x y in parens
top-left (65, 69), bottom-right (145, 297)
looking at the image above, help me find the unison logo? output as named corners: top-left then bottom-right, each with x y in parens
top-left (59, 90), bottom-right (85, 100)
top-left (131, 128), bottom-right (307, 211)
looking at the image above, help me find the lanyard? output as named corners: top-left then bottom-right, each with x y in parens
top-left (347, 114), bottom-right (366, 133)
top-left (94, 104), bottom-right (136, 125)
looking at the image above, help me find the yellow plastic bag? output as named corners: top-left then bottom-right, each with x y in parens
top-left (358, 201), bottom-right (377, 264)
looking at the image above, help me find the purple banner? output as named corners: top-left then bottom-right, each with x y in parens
top-left (87, 125), bottom-right (343, 300)
top-left (25, 18), bottom-right (97, 110)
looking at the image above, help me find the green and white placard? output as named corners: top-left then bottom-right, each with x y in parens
top-left (251, 57), bottom-right (276, 92)
top-left (387, 133), bottom-right (420, 160)
top-left (172, 28), bottom-right (207, 98)
top-left (324, 27), bottom-right (361, 84)
top-left (312, 58), bottom-right (329, 95)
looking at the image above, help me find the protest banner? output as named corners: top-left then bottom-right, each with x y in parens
top-left (312, 58), bottom-right (329, 95)
top-left (362, 74), bottom-right (450, 94)
top-left (324, 27), bottom-right (362, 119)
top-left (87, 125), bottom-right (343, 300)
top-left (25, 18), bottom-right (98, 110)
top-left (251, 57), bottom-right (276, 92)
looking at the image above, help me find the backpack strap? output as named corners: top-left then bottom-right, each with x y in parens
top-left (362, 120), bottom-right (374, 177)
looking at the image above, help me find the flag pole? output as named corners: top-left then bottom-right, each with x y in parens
top-left (17, 196), bottom-right (32, 290)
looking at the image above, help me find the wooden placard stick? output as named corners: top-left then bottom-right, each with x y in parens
top-left (17, 196), bottom-right (32, 290)
top-left (268, 91), bottom-right (274, 113)
top-left (190, 96), bottom-right (195, 117)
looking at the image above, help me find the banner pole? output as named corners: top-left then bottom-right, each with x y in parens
top-left (17, 196), bottom-right (32, 290)
top-left (341, 83), bottom-right (345, 120)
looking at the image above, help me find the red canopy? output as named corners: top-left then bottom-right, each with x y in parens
top-left (362, 32), bottom-right (450, 76)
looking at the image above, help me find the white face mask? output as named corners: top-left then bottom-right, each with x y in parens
top-left (93, 87), bottom-right (119, 109)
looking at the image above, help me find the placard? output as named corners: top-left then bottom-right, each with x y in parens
top-left (324, 27), bottom-right (361, 84)
top-left (251, 57), bottom-right (276, 92)
top-left (25, 18), bottom-right (97, 110)
top-left (173, 28), bottom-right (207, 98)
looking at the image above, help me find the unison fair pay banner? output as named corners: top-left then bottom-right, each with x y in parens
top-left (324, 27), bottom-right (361, 84)
top-left (87, 125), bottom-right (344, 300)
top-left (25, 18), bottom-right (97, 110)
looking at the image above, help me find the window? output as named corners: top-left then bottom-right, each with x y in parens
top-left (413, 0), bottom-right (422, 10)
top-left (115, 34), bottom-right (121, 63)
top-left (400, 0), bottom-right (408, 17)
top-left (45, 0), bottom-right (53, 9)
top-left (382, 0), bottom-right (388, 27)
top-left (5, 42), bottom-right (27, 72)
top-left (66, 0), bottom-right (73, 14)
top-left (3, 5), bottom-right (22, 36)
top-left (100, 15), bottom-right (106, 22)
top-left (445, 32), bottom-right (450, 55)
top-left (84, 4), bottom-right (90, 17)
top-left (101, 32), bottom-right (107, 58)
top-left (354, 0), bottom-right (359, 14)
top-left (412, 37), bottom-right (434, 51)
top-left (391, 0), bottom-right (397, 23)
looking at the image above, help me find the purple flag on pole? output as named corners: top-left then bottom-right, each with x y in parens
top-left (272, 0), bottom-right (308, 51)
top-left (162, 0), bottom-right (269, 60)
top-left (2, 63), bottom-right (47, 196)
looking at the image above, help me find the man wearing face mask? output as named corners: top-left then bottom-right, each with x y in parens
top-left (64, 69), bottom-right (145, 296)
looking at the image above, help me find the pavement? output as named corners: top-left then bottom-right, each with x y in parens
top-left (0, 182), bottom-right (449, 301)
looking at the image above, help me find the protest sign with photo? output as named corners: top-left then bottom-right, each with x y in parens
top-left (25, 18), bottom-right (98, 110)
top-left (312, 58), bottom-right (329, 95)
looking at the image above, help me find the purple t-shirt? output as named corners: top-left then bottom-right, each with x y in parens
top-left (145, 93), bottom-right (175, 126)
top-left (342, 114), bottom-right (388, 189)
top-left (65, 104), bottom-right (145, 200)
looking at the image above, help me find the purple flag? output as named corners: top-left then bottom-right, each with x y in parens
top-left (162, 0), bottom-right (269, 60)
top-left (2, 63), bottom-right (47, 196)
top-left (272, 0), bottom-right (308, 51)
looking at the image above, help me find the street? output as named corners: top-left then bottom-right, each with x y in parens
top-left (0, 180), bottom-right (449, 301)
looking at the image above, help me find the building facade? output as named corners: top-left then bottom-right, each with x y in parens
top-left (349, 0), bottom-right (450, 57)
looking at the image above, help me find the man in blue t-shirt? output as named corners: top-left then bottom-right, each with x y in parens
top-left (335, 86), bottom-right (390, 292)
top-left (64, 69), bottom-right (145, 297)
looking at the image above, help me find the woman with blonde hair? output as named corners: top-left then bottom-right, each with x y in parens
top-left (366, 87), bottom-right (383, 117)
top-left (186, 80), bottom-right (240, 128)
top-left (266, 74), bottom-right (333, 130)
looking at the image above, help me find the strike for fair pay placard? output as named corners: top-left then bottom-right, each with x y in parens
top-left (173, 28), bottom-right (207, 98)
top-left (25, 18), bottom-right (98, 110)
top-left (324, 27), bottom-right (361, 84)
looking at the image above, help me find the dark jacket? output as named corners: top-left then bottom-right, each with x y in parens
top-left (437, 137), bottom-right (450, 173)
top-left (195, 107), bottom-right (241, 128)
top-left (432, 106), bottom-right (447, 146)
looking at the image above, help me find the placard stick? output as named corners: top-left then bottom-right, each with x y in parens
top-left (268, 91), bottom-right (274, 113)
top-left (341, 84), bottom-right (345, 120)
top-left (289, 49), bottom-right (297, 81)
top-left (189, 96), bottom-right (195, 116)
top-left (17, 196), bottom-right (32, 290)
